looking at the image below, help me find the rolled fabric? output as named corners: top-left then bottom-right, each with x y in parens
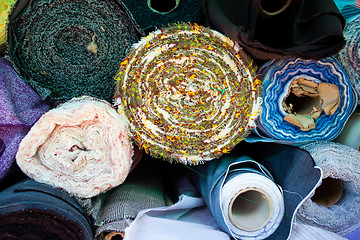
top-left (298, 141), bottom-right (360, 236)
top-left (7, 0), bottom-right (142, 103)
top-left (120, 0), bottom-right (202, 33)
top-left (0, 0), bottom-right (16, 53)
top-left (0, 57), bottom-right (50, 183)
top-left (16, 96), bottom-right (133, 198)
top-left (192, 142), bottom-right (321, 240)
top-left (334, 109), bottom-right (360, 151)
top-left (114, 23), bottom-right (262, 163)
top-left (335, 15), bottom-right (360, 104)
top-left (247, 57), bottom-right (357, 144)
top-left (203, 0), bottom-right (345, 60)
top-left (0, 179), bottom-right (94, 239)
top-left (88, 158), bottom-right (167, 239)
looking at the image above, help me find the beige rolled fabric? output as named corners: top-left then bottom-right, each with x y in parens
top-left (16, 96), bottom-right (133, 198)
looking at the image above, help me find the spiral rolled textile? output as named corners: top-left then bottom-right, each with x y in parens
top-left (335, 15), bottom-right (360, 104)
top-left (246, 57), bottom-right (357, 144)
top-left (16, 96), bottom-right (134, 198)
top-left (114, 23), bottom-right (262, 164)
top-left (0, 0), bottom-right (16, 53)
top-left (7, 0), bottom-right (142, 103)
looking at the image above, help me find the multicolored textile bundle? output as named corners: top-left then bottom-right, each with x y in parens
top-left (120, 0), bottom-right (202, 33)
top-left (0, 0), bottom-right (16, 53)
top-left (0, 57), bottom-right (49, 183)
top-left (114, 23), bottom-right (262, 163)
top-left (298, 141), bottom-right (360, 236)
top-left (88, 159), bottom-right (167, 239)
top-left (202, 0), bottom-right (345, 60)
top-left (335, 15), bottom-right (360, 104)
top-left (16, 96), bottom-right (134, 198)
top-left (192, 142), bottom-right (322, 240)
top-left (247, 58), bottom-right (357, 144)
top-left (0, 179), bottom-right (94, 239)
top-left (7, 0), bottom-right (142, 103)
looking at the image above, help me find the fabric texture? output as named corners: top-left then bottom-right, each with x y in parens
top-left (7, 0), bottom-right (142, 103)
top-left (0, 0), bottom-right (16, 53)
top-left (298, 141), bottom-right (360, 236)
top-left (335, 15), bottom-right (360, 104)
top-left (16, 96), bottom-right (134, 198)
top-left (114, 23), bottom-right (262, 164)
top-left (87, 157), bottom-right (167, 239)
top-left (120, 0), bottom-right (202, 33)
top-left (0, 179), bottom-right (94, 239)
top-left (0, 57), bottom-right (50, 183)
top-left (192, 142), bottom-right (321, 239)
top-left (247, 58), bottom-right (357, 144)
top-left (202, 0), bottom-right (345, 60)
top-left (334, 109), bottom-right (360, 151)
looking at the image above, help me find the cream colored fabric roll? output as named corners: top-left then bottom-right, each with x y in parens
top-left (16, 96), bottom-right (133, 198)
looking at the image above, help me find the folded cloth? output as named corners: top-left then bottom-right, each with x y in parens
top-left (192, 142), bottom-right (321, 240)
top-left (335, 15), bottom-right (360, 104)
top-left (334, 109), bottom-right (360, 151)
top-left (0, 57), bottom-right (49, 183)
top-left (246, 58), bottom-right (357, 144)
top-left (298, 141), bottom-right (360, 236)
top-left (87, 156), bottom-right (167, 239)
top-left (114, 23), bottom-right (262, 164)
top-left (120, 0), bottom-right (202, 33)
top-left (16, 96), bottom-right (134, 198)
top-left (0, 0), bottom-right (16, 53)
top-left (202, 0), bottom-right (345, 60)
top-left (0, 179), bottom-right (94, 239)
top-left (7, 0), bottom-right (142, 103)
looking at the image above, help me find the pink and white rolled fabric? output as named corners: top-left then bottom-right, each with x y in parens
top-left (16, 96), bottom-right (133, 198)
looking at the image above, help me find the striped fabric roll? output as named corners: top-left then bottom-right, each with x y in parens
top-left (7, 0), bottom-right (142, 103)
top-left (16, 96), bottom-right (134, 198)
top-left (248, 58), bottom-right (357, 144)
top-left (335, 15), bottom-right (360, 104)
top-left (114, 23), bottom-right (262, 164)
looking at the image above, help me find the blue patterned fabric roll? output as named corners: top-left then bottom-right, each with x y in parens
top-left (247, 58), bottom-right (357, 144)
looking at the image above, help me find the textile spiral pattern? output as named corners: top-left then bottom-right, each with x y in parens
top-left (114, 24), bottom-right (262, 164)
top-left (16, 96), bottom-right (133, 198)
top-left (254, 58), bottom-right (357, 143)
top-left (336, 15), bottom-right (360, 104)
top-left (7, 0), bottom-right (141, 103)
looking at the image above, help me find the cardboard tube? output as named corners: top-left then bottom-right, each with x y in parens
top-left (147, 0), bottom-right (180, 14)
top-left (259, 0), bottom-right (292, 16)
top-left (311, 178), bottom-right (343, 208)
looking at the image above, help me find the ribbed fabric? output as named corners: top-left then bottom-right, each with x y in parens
top-left (7, 0), bottom-right (142, 103)
top-left (298, 141), bottom-right (360, 236)
top-left (335, 15), bottom-right (360, 104)
top-left (0, 179), bottom-right (94, 240)
top-left (16, 96), bottom-right (134, 198)
top-left (247, 58), bottom-right (357, 144)
top-left (114, 23), bottom-right (262, 163)
top-left (0, 57), bottom-right (49, 183)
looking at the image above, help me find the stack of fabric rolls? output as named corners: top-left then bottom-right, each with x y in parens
top-left (0, 0), bottom-right (359, 239)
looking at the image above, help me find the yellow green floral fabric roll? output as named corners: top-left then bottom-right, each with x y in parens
top-left (0, 0), bottom-right (15, 52)
top-left (114, 23), bottom-right (262, 164)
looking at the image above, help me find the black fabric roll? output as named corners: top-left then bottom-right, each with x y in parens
top-left (0, 179), bottom-right (94, 240)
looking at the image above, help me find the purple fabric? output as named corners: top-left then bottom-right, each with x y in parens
top-left (0, 57), bottom-right (50, 182)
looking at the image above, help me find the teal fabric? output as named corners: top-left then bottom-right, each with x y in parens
top-left (7, 0), bottom-right (142, 103)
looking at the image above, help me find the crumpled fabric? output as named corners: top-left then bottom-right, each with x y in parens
top-left (16, 96), bottom-right (134, 198)
top-left (0, 179), bottom-right (94, 240)
top-left (114, 23), bottom-right (262, 163)
top-left (7, 0), bottom-right (142, 103)
top-left (246, 57), bottom-right (357, 144)
top-left (0, 57), bottom-right (50, 184)
top-left (202, 0), bottom-right (345, 60)
top-left (298, 141), bottom-right (360, 236)
top-left (335, 15), bottom-right (360, 104)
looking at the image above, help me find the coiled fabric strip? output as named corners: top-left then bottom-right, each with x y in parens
top-left (16, 96), bottom-right (134, 198)
top-left (114, 23), bottom-right (262, 164)
top-left (7, 0), bottom-right (142, 103)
